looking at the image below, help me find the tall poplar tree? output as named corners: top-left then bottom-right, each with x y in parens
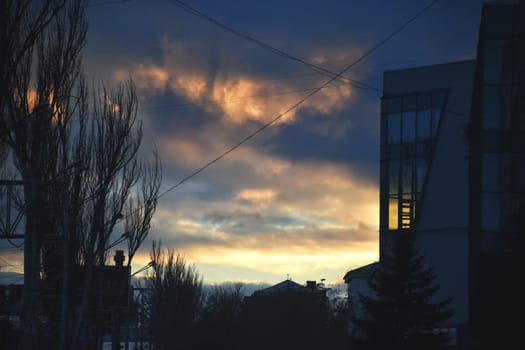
top-left (351, 233), bottom-right (453, 350)
top-left (1, 1), bottom-right (162, 348)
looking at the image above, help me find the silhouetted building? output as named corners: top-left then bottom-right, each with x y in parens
top-left (0, 284), bottom-right (23, 317)
top-left (380, 60), bottom-right (475, 347)
top-left (467, 1), bottom-right (525, 348)
top-left (0, 285), bottom-right (22, 349)
top-left (241, 280), bottom-right (328, 350)
top-left (345, 1), bottom-right (525, 349)
top-left (343, 262), bottom-right (377, 336)
top-left (70, 250), bottom-right (130, 348)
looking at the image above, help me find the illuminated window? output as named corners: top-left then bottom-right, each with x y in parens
top-left (382, 91), bottom-right (447, 230)
top-left (388, 197), bottom-right (399, 230)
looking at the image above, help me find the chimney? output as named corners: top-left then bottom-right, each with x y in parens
top-left (306, 280), bottom-right (317, 289)
top-left (114, 250), bottom-right (125, 267)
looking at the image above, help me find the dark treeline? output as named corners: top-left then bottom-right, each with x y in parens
top-left (136, 240), bottom-right (350, 350)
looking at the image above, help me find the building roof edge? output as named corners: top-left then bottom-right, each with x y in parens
top-left (343, 261), bottom-right (379, 281)
top-left (384, 59), bottom-right (476, 75)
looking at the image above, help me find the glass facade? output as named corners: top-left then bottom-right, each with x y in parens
top-left (468, 4), bottom-right (525, 344)
top-left (381, 91), bottom-right (447, 231)
top-left (475, 3), bottom-right (525, 241)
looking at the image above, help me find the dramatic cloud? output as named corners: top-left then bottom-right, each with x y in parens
top-left (235, 188), bottom-right (278, 206)
top-left (113, 39), bottom-right (355, 126)
top-left (1, 0), bottom-right (486, 286)
top-left (115, 64), bottom-right (169, 93)
top-left (129, 140), bottom-right (380, 283)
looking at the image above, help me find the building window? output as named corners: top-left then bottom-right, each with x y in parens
top-left (382, 90), bottom-right (447, 230)
top-left (473, 5), bottom-right (525, 243)
top-left (388, 113), bottom-right (401, 143)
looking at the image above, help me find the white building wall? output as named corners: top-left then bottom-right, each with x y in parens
top-left (344, 264), bottom-right (377, 337)
top-left (383, 60), bottom-right (475, 327)
top-left (347, 277), bottom-right (371, 317)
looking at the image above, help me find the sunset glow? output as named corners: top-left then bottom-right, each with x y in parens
top-left (1, 0), bottom-right (485, 288)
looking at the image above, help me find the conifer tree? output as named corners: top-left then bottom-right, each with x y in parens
top-left (351, 233), bottom-right (453, 350)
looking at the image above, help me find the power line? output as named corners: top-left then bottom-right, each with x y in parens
top-left (165, 0), bottom-right (382, 93)
top-left (87, 0), bottom-right (385, 118)
top-left (156, 0), bottom-right (440, 199)
top-left (88, 0), bottom-right (382, 93)
top-left (88, 0), bottom-right (461, 122)
top-left (159, 1), bottom-right (470, 122)
top-left (139, 81), bottom-right (353, 113)
top-left (0, 256), bottom-right (23, 268)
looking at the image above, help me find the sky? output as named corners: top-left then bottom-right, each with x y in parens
top-left (0, 0), bottom-right (486, 287)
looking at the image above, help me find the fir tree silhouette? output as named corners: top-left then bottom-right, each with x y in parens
top-left (351, 233), bottom-right (453, 350)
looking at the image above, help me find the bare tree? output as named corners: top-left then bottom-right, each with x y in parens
top-left (0, 1), bottom-right (163, 348)
top-left (147, 241), bottom-right (203, 350)
top-left (71, 80), bottom-right (147, 348)
top-left (0, 1), bottom-right (66, 111)
top-left (202, 283), bottom-right (245, 325)
top-left (1, 3), bottom-right (88, 348)
top-left (126, 151), bottom-right (162, 266)
top-left (195, 283), bottom-right (246, 349)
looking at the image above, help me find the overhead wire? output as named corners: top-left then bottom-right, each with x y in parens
top-left (139, 81), bottom-right (353, 113)
top-left (88, 0), bottom-right (384, 116)
top-left (1, 0), bottom-right (442, 249)
top-left (87, 0), bottom-right (463, 121)
top-left (0, 256), bottom-right (23, 268)
top-left (162, 0), bottom-right (468, 122)
top-left (165, 0), bottom-right (382, 93)
top-left (156, 0), bottom-right (441, 199)
top-left (159, 0), bottom-right (467, 121)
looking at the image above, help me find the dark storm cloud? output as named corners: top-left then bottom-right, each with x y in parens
top-left (62, 0), bottom-right (487, 284)
top-left (202, 210), bottom-right (307, 236)
top-left (268, 92), bottom-right (380, 181)
top-left (151, 205), bottom-right (377, 252)
top-left (84, 0), bottom-right (484, 180)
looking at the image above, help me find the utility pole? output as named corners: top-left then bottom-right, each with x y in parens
top-left (59, 177), bottom-right (70, 350)
top-left (58, 161), bottom-right (87, 350)
top-left (0, 180), bottom-right (25, 240)
top-left (0, 180), bottom-right (26, 346)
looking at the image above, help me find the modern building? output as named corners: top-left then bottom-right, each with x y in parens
top-left (345, 1), bottom-right (525, 349)
top-left (467, 1), bottom-right (525, 348)
top-left (380, 59), bottom-right (475, 342)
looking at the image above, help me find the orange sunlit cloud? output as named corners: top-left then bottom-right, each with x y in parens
top-left (158, 134), bottom-right (379, 227)
top-left (211, 78), bottom-right (269, 123)
top-left (19, 88), bottom-right (57, 117)
top-left (107, 38), bottom-right (374, 284)
top-left (235, 188), bottom-right (278, 206)
top-left (115, 64), bottom-right (169, 93)
top-left (113, 39), bottom-right (356, 126)
top-left (171, 74), bottom-right (207, 100)
top-left (159, 137), bottom-right (207, 167)
top-left (26, 89), bottom-right (38, 111)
